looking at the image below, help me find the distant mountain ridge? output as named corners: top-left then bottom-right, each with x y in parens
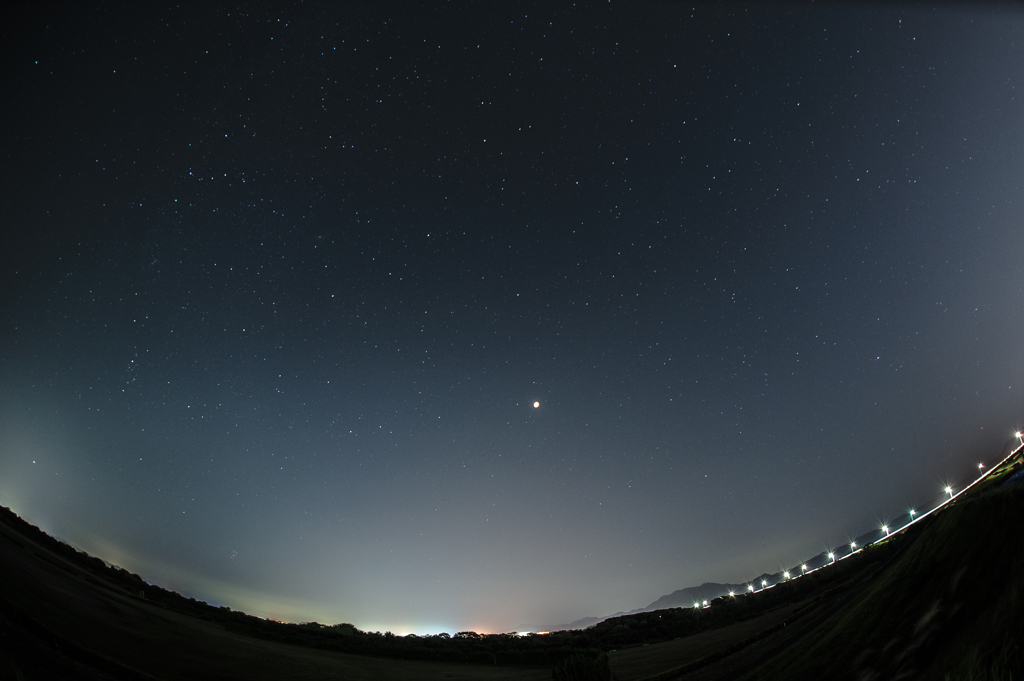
top-left (526, 577), bottom-right (774, 632)
top-left (644, 579), bottom-right (769, 611)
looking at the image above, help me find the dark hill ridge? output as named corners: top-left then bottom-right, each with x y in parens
top-left (2, 441), bottom-right (1021, 680)
top-left (546, 436), bottom-right (1024, 636)
top-left (735, 483), bottom-right (1024, 680)
top-left (604, 449), bottom-right (1024, 681)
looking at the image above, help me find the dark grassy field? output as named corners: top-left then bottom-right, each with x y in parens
top-left (3, 452), bottom-right (1021, 680)
top-left (607, 603), bottom-right (800, 681)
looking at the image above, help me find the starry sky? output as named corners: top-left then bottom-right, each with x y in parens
top-left (2, 2), bottom-right (1024, 635)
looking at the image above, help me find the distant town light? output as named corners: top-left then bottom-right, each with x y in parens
top-left (748, 584), bottom-right (754, 592)
top-left (882, 525), bottom-right (889, 536)
top-left (945, 486), bottom-right (953, 499)
top-left (828, 552), bottom-right (835, 563)
top-left (761, 579), bottom-right (767, 587)
top-left (851, 541), bottom-right (857, 549)
top-left (784, 571), bottom-right (790, 579)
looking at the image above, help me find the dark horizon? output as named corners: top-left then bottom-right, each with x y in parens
top-left (2, 2), bottom-right (1023, 634)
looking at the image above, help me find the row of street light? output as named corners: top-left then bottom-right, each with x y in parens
top-left (693, 432), bottom-right (1024, 608)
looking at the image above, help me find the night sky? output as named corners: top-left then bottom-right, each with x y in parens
top-left (2, 2), bottom-right (1024, 635)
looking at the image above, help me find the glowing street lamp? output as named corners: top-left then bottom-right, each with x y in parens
top-left (828, 552), bottom-right (835, 564)
top-left (882, 525), bottom-right (889, 537)
top-left (783, 571), bottom-right (790, 580)
top-left (945, 486), bottom-right (953, 499)
top-left (909, 508), bottom-right (916, 519)
top-left (801, 564), bottom-right (807, 574)
top-left (850, 541), bottom-right (857, 550)
top-left (761, 579), bottom-right (767, 588)
top-left (748, 584), bottom-right (754, 593)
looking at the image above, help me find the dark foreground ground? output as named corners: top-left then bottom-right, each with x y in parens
top-left (3, 452), bottom-right (1023, 680)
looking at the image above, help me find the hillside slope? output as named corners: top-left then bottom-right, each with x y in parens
top-left (741, 485), bottom-right (1024, 680)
